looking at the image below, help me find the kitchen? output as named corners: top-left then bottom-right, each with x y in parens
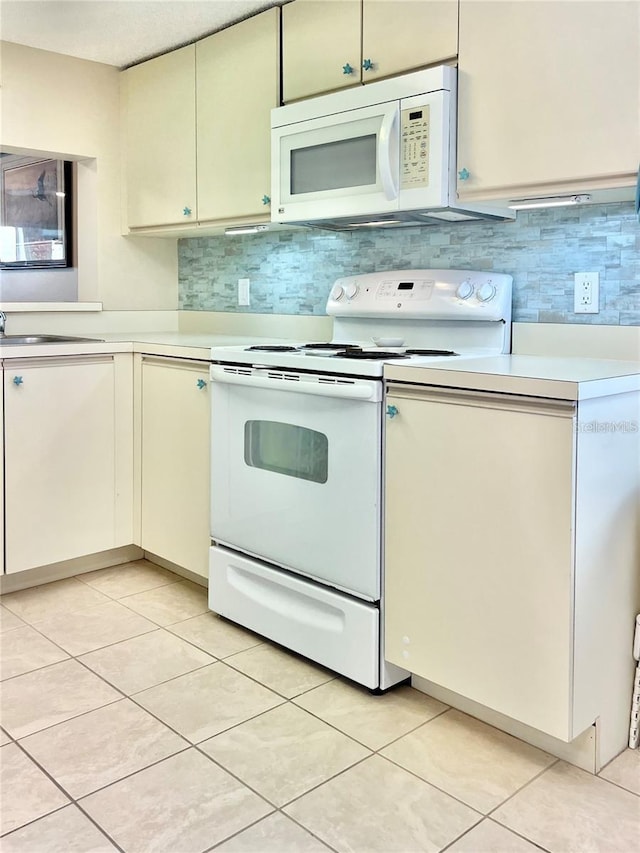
top-left (1, 1), bottom-right (640, 851)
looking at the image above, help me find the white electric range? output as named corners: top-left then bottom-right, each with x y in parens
top-left (208, 269), bottom-right (512, 690)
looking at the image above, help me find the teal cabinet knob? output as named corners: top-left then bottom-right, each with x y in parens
top-left (458, 168), bottom-right (470, 181)
top-left (386, 404), bottom-right (398, 419)
top-left (12, 375), bottom-right (23, 386)
top-left (342, 63), bottom-right (354, 75)
top-left (183, 206), bottom-right (192, 216)
top-left (262, 195), bottom-right (271, 206)
top-left (197, 378), bottom-right (207, 390)
top-left (362, 58), bottom-right (374, 71)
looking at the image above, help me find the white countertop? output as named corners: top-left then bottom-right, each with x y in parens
top-left (385, 355), bottom-right (640, 400)
top-left (0, 332), bottom-right (294, 361)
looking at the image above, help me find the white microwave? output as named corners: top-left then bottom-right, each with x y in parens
top-left (271, 66), bottom-right (511, 229)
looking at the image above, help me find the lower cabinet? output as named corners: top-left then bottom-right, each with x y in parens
top-left (3, 355), bottom-right (133, 574)
top-left (384, 381), bottom-right (640, 762)
top-left (138, 356), bottom-right (210, 580)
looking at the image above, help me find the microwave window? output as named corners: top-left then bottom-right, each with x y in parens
top-left (291, 135), bottom-right (377, 195)
top-left (244, 420), bottom-right (328, 484)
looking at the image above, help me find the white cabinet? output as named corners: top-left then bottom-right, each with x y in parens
top-left (282, 0), bottom-right (458, 102)
top-left (122, 45), bottom-right (197, 229)
top-left (196, 8), bottom-right (279, 223)
top-left (456, 0), bottom-right (640, 201)
top-left (384, 378), bottom-right (640, 765)
top-left (3, 355), bottom-right (133, 574)
top-left (122, 8), bottom-right (279, 232)
top-left (138, 356), bottom-right (210, 580)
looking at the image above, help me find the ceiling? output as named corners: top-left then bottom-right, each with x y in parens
top-left (0, 0), bottom-right (285, 69)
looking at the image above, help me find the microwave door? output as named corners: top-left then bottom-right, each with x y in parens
top-left (273, 101), bottom-right (400, 222)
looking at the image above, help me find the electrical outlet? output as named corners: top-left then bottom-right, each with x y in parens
top-left (573, 272), bottom-right (599, 314)
top-left (238, 278), bottom-right (250, 307)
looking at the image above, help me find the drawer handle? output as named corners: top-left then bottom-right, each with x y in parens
top-left (12, 375), bottom-right (23, 386)
top-left (196, 378), bottom-right (207, 390)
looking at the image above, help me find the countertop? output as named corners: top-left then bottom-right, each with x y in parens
top-left (0, 332), bottom-right (293, 361)
top-left (385, 355), bottom-right (640, 400)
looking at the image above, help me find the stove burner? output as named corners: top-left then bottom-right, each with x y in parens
top-left (403, 349), bottom-right (459, 356)
top-left (245, 345), bottom-right (299, 352)
top-left (297, 342), bottom-right (361, 350)
top-left (333, 349), bottom-right (410, 360)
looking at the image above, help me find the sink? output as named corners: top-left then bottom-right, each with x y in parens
top-left (0, 334), bottom-right (105, 345)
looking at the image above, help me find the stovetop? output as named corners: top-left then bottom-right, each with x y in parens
top-left (210, 270), bottom-right (513, 377)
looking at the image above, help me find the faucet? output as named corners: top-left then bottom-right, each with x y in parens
top-left (0, 311), bottom-right (5, 336)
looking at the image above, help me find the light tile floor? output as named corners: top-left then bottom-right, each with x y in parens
top-left (1, 560), bottom-right (638, 853)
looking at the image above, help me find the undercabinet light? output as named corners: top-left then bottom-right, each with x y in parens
top-left (224, 225), bottom-right (270, 235)
top-left (508, 194), bottom-right (591, 210)
top-left (347, 220), bottom-right (404, 227)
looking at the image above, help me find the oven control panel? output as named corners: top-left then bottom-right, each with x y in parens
top-left (327, 269), bottom-right (513, 321)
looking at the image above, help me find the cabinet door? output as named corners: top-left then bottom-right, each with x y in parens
top-left (123, 45), bottom-right (197, 228)
top-left (384, 386), bottom-right (577, 740)
top-left (4, 357), bottom-right (118, 573)
top-left (362, 0), bottom-right (458, 81)
top-left (196, 9), bottom-right (279, 223)
top-left (457, 1), bottom-right (639, 200)
top-left (282, 0), bottom-right (362, 102)
top-left (140, 358), bottom-right (210, 579)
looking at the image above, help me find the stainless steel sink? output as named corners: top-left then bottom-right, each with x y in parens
top-left (0, 334), bottom-right (105, 345)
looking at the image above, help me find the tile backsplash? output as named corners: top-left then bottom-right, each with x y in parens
top-left (178, 202), bottom-right (639, 324)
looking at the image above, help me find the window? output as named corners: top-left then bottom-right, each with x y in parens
top-left (0, 154), bottom-right (73, 269)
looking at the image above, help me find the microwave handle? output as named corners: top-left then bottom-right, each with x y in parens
top-left (379, 106), bottom-right (399, 201)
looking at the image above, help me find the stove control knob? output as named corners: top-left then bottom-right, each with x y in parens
top-left (477, 282), bottom-right (496, 302)
top-left (330, 284), bottom-right (345, 301)
top-left (344, 282), bottom-right (359, 300)
top-left (456, 280), bottom-right (474, 300)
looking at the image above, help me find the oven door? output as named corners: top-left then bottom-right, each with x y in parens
top-left (210, 365), bottom-right (382, 601)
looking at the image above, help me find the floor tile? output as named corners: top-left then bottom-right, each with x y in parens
top-left (294, 678), bottom-right (448, 750)
top-left (78, 560), bottom-right (179, 599)
top-left (79, 628), bottom-right (215, 694)
top-left (381, 708), bottom-right (555, 813)
top-left (0, 804), bottom-right (117, 852)
top-left (134, 662), bottom-right (284, 743)
top-left (599, 747), bottom-right (640, 796)
top-left (446, 818), bottom-right (544, 852)
top-left (167, 612), bottom-right (263, 658)
top-left (0, 625), bottom-right (69, 680)
top-left (0, 605), bottom-right (26, 633)
top-left (0, 658), bottom-right (121, 739)
top-left (20, 698), bottom-right (188, 799)
top-left (0, 728), bottom-right (10, 746)
top-left (201, 703), bottom-right (370, 807)
top-left (493, 761), bottom-right (640, 852)
top-left (119, 579), bottom-right (209, 626)
top-left (0, 743), bottom-right (69, 836)
top-left (80, 748), bottom-right (273, 853)
top-left (0, 577), bottom-right (110, 625)
top-left (285, 754), bottom-right (480, 853)
top-left (216, 812), bottom-right (331, 852)
top-left (32, 600), bottom-right (157, 656)
top-left (225, 643), bottom-right (335, 699)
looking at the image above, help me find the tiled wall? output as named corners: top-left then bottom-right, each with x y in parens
top-left (178, 202), bottom-right (639, 324)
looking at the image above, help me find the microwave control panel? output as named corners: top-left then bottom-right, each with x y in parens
top-left (400, 105), bottom-right (430, 189)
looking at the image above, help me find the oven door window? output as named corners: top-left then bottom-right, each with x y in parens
top-left (244, 420), bottom-right (328, 484)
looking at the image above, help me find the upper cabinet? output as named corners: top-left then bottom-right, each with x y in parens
top-left (123, 45), bottom-right (197, 229)
top-left (122, 8), bottom-right (279, 232)
top-left (456, 1), bottom-right (640, 202)
top-left (196, 9), bottom-right (279, 223)
top-left (282, 0), bottom-right (459, 102)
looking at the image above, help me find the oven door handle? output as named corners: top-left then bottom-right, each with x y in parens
top-left (210, 366), bottom-right (381, 402)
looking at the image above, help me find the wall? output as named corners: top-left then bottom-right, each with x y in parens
top-left (0, 41), bottom-right (177, 310)
top-left (179, 201), bottom-right (639, 325)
